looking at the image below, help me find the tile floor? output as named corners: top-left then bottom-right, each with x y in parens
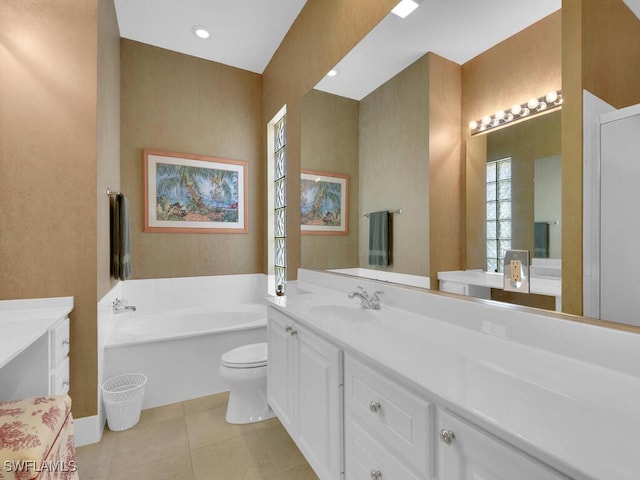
top-left (76, 392), bottom-right (319, 480)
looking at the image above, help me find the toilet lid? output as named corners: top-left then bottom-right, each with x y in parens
top-left (221, 342), bottom-right (267, 368)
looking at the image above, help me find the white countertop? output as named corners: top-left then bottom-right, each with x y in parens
top-left (268, 270), bottom-right (640, 480)
top-left (0, 297), bottom-right (74, 369)
top-left (437, 269), bottom-right (561, 298)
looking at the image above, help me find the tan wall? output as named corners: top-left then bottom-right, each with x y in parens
top-left (301, 90), bottom-right (359, 270)
top-left (461, 12), bottom-right (562, 130)
top-left (463, 11), bottom-right (562, 270)
top-left (120, 40), bottom-right (264, 279)
top-left (0, 0), bottom-right (100, 417)
top-left (263, 0), bottom-right (398, 279)
top-left (359, 55), bottom-right (430, 276)
top-left (428, 53), bottom-right (463, 288)
top-left (562, 0), bottom-right (640, 315)
top-left (98, 0), bottom-right (121, 299)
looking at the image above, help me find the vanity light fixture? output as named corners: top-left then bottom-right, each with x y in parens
top-left (469, 90), bottom-right (562, 135)
top-left (192, 25), bottom-right (210, 39)
top-left (391, 0), bottom-right (421, 19)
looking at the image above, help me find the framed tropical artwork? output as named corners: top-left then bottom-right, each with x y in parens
top-left (143, 149), bottom-right (248, 233)
top-left (300, 169), bottom-right (348, 235)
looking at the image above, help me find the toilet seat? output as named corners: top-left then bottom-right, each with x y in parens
top-left (221, 342), bottom-right (267, 368)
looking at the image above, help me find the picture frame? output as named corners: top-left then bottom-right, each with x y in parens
top-left (300, 169), bottom-right (348, 235)
top-left (143, 149), bottom-right (248, 233)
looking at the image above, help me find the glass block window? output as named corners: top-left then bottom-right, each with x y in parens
top-left (274, 115), bottom-right (287, 290)
top-left (486, 158), bottom-right (512, 273)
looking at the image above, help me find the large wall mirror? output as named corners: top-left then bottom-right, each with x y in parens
top-left (300, 0), bottom-right (562, 304)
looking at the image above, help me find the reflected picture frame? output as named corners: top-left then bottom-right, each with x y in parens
top-left (143, 149), bottom-right (248, 233)
top-left (300, 169), bottom-right (348, 235)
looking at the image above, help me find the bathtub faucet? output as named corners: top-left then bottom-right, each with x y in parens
top-left (347, 286), bottom-right (384, 310)
top-left (113, 298), bottom-right (137, 313)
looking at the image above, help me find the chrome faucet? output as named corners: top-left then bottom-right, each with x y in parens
top-left (112, 298), bottom-right (137, 313)
top-left (347, 286), bottom-right (384, 310)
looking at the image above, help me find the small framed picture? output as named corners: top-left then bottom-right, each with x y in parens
top-left (143, 149), bottom-right (248, 233)
top-left (300, 169), bottom-right (348, 235)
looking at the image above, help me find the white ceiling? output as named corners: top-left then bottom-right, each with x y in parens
top-left (114, 0), bottom-right (640, 97)
top-left (114, 0), bottom-right (308, 74)
top-left (315, 0), bottom-right (562, 100)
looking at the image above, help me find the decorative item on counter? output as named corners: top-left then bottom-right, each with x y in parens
top-left (276, 284), bottom-right (285, 296)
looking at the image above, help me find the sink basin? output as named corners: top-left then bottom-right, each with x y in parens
top-left (308, 304), bottom-right (380, 321)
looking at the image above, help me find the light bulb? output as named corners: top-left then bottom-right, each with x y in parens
top-left (511, 104), bottom-right (522, 116)
top-left (521, 107), bottom-right (530, 117)
top-left (495, 110), bottom-right (505, 121)
top-left (469, 120), bottom-right (478, 130)
top-left (192, 25), bottom-right (210, 39)
top-left (537, 101), bottom-right (547, 112)
top-left (545, 91), bottom-right (558, 103)
top-left (527, 98), bottom-right (539, 110)
top-left (505, 113), bottom-right (514, 122)
top-left (481, 115), bottom-right (492, 125)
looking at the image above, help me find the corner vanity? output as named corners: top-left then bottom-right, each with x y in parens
top-left (0, 297), bottom-right (74, 402)
top-left (267, 270), bottom-right (640, 480)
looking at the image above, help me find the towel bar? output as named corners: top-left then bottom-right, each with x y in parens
top-left (363, 209), bottom-right (402, 218)
top-left (106, 188), bottom-right (121, 196)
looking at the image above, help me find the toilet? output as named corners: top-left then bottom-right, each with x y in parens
top-left (219, 342), bottom-right (275, 424)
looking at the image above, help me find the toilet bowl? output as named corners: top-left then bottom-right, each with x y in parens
top-left (219, 342), bottom-right (275, 424)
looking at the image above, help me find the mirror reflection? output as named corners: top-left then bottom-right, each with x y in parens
top-left (300, 1), bottom-right (562, 306)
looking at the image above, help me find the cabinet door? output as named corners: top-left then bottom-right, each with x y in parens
top-left (438, 410), bottom-right (568, 480)
top-left (267, 308), bottom-right (295, 433)
top-left (295, 323), bottom-right (343, 480)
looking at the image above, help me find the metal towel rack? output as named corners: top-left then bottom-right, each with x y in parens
top-left (363, 209), bottom-right (402, 218)
top-left (106, 188), bottom-right (121, 196)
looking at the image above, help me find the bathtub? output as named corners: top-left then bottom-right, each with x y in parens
top-left (104, 303), bottom-right (267, 409)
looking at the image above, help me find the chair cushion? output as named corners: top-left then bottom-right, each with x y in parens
top-left (0, 395), bottom-right (75, 480)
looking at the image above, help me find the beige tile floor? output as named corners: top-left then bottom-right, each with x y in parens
top-left (76, 392), bottom-right (319, 480)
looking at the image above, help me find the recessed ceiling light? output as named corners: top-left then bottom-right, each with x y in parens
top-left (326, 69), bottom-right (338, 77)
top-left (391, 0), bottom-right (420, 19)
top-left (192, 25), bottom-right (210, 39)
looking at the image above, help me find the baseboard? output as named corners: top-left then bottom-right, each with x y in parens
top-left (74, 414), bottom-right (104, 447)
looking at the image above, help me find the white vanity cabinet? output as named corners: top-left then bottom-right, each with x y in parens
top-left (343, 353), bottom-right (433, 479)
top-left (0, 297), bottom-right (73, 402)
top-left (49, 316), bottom-right (71, 395)
top-left (267, 306), bottom-right (344, 480)
top-left (437, 410), bottom-right (569, 480)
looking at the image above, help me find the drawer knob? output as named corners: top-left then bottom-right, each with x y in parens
top-left (63, 380), bottom-right (70, 386)
top-left (370, 470), bottom-right (382, 480)
top-left (62, 338), bottom-right (70, 346)
top-left (369, 401), bottom-right (381, 413)
top-left (439, 428), bottom-right (455, 445)
top-left (284, 325), bottom-right (293, 332)
top-left (290, 329), bottom-right (298, 336)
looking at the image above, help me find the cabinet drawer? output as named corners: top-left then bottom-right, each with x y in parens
top-left (51, 356), bottom-right (70, 395)
top-left (50, 317), bottom-right (70, 367)
top-left (344, 353), bottom-right (433, 477)
top-left (345, 413), bottom-right (423, 480)
top-left (437, 410), bottom-right (569, 480)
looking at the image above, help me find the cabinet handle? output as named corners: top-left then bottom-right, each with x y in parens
top-left (63, 380), bottom-right (70, 386)
top-left (284, 325), bottom-right (293, 332)
top-left (370, 470), bottom-right (382, 480)
top-left (439, 428), bottom-right (455, 445)
top-left (290, 329), bottom-right (298, 336)
top-left (369, 401), bottom-right (382, 413)
top-left (62, 338), bottom-right (70, 346)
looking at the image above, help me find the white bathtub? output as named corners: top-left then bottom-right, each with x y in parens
top-left (104, 303), bottom-right (267, 409)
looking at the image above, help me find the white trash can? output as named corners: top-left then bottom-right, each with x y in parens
top-left (102, 373), bottom-right (147, 431)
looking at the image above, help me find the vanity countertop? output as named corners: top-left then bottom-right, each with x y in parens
top-left (0, 297), bottom-right (74, 369)
top-left (267, 270), bottom-right (640, 480)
